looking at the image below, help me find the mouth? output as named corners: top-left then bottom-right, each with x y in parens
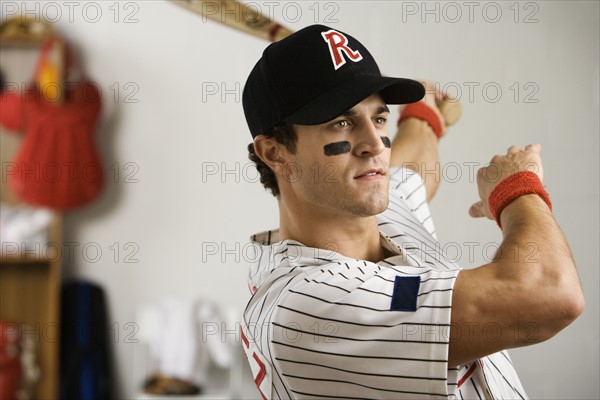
top-left (354, 168), bottom-right (386, 179)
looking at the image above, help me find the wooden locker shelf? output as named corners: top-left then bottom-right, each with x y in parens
top-left (1, 15), bottom-right (62, 395)
top-left (0, 212), bottom-right (62, 400)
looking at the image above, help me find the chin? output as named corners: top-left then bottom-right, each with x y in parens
top-left (371, 200), bottom-right (389, 216)
top-left (352, 195), bottom-right (389, 217)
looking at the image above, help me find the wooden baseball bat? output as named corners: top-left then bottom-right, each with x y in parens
top-left (169, 0), bottom-right (293, 42)
top-left (169, 0), bottom-right (462, 126)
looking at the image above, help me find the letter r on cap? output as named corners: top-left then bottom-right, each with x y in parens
top-left (321, 30), bottom-right (363, 70)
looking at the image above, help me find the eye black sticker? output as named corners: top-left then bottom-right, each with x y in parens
top-left (323, 138), bottom-right (390, 156)
top-left (323, 141), bottom-right (351, 156)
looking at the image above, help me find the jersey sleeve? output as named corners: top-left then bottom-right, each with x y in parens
top-left (269, 261), bottom-right (459, 399)
top-left (387, 167), bottom-right (437, 240)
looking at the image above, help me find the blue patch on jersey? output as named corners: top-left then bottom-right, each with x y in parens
top-left (390, 276), bottom-right (420, 311)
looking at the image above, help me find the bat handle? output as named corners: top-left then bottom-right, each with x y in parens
top-left (438, 99), bottom-right (462, 127)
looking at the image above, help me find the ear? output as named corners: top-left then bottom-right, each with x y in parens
top-left (253, 135), bottom-right (290, 170)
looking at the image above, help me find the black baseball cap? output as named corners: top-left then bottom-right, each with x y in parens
top-left (243, 24), bottom-right (425, 138)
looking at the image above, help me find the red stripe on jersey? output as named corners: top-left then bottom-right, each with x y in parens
top-left (457, 362), bottom-right (478, 388)
top-left (240, 326), bottom-right (249, 348)
top-left (253, 352), bottom-right (268, 400)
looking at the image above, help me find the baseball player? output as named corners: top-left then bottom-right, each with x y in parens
top-left (240, 24), bottom-right (584, 399)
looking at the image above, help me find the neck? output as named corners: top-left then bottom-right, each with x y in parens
top-left (278, 199), bottom-right (384, 263)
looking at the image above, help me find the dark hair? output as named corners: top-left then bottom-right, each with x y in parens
top-left (247, 123), bottom-right (298, 197)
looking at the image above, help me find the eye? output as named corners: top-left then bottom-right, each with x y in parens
top-left (333, 119), bottom-right (349, 128)
top-left (374, 116), bottom-right (387, 125)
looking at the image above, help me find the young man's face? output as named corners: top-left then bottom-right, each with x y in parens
top-left (283, 94), bottom-right (391, 218)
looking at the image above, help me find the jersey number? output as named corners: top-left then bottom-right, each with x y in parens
top-left (241, 326), bottom-right (271, 400)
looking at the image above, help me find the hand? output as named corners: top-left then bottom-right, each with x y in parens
top-left (417, 80), bottom-right (453, 137)
top-left (469, 144), bottom-right (544, 219)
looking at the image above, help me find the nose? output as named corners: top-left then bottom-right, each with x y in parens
top-left (352, 119), bottom-right (386, 157)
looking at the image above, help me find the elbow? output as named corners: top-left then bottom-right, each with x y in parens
top-left (536, 285), bottom-right (585, 343)
top-left (513, 267), bottom-right (585, 345)
top-left (560, 289), bottom-right (585, 325)
top-left (553, 271), bottom-right (585, 327)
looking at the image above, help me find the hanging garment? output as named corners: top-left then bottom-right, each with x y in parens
top-left (0, 90), bottom-right (26, 132)
top-left (1, 36), bottom-right (104, 210)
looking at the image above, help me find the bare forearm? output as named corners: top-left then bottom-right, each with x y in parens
top-left (450, 145), bottom-right (584, 365)
top-left (390, 118), bottom-right (440, 202)
top-left (450, 196), bottom-right (584, 364)
top-left (493, 195), bottom-right (584, 339)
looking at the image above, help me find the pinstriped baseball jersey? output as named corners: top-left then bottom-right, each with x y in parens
top-left (242, 167), bottom-right (527, 399)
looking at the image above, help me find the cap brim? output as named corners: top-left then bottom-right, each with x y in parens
top-left (283, 76), bottom-right (425, 126)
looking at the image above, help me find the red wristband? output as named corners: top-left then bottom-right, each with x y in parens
top-left (488, 171), bottom-right (552, 228)
top-left (397, 101), bottom-right (444, 139)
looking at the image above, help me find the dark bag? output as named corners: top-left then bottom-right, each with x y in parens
top-left (60, 281), bottom-right (112, 400)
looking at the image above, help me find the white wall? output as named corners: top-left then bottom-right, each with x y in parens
top-left (2, 1), bottom-right (597, 398)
